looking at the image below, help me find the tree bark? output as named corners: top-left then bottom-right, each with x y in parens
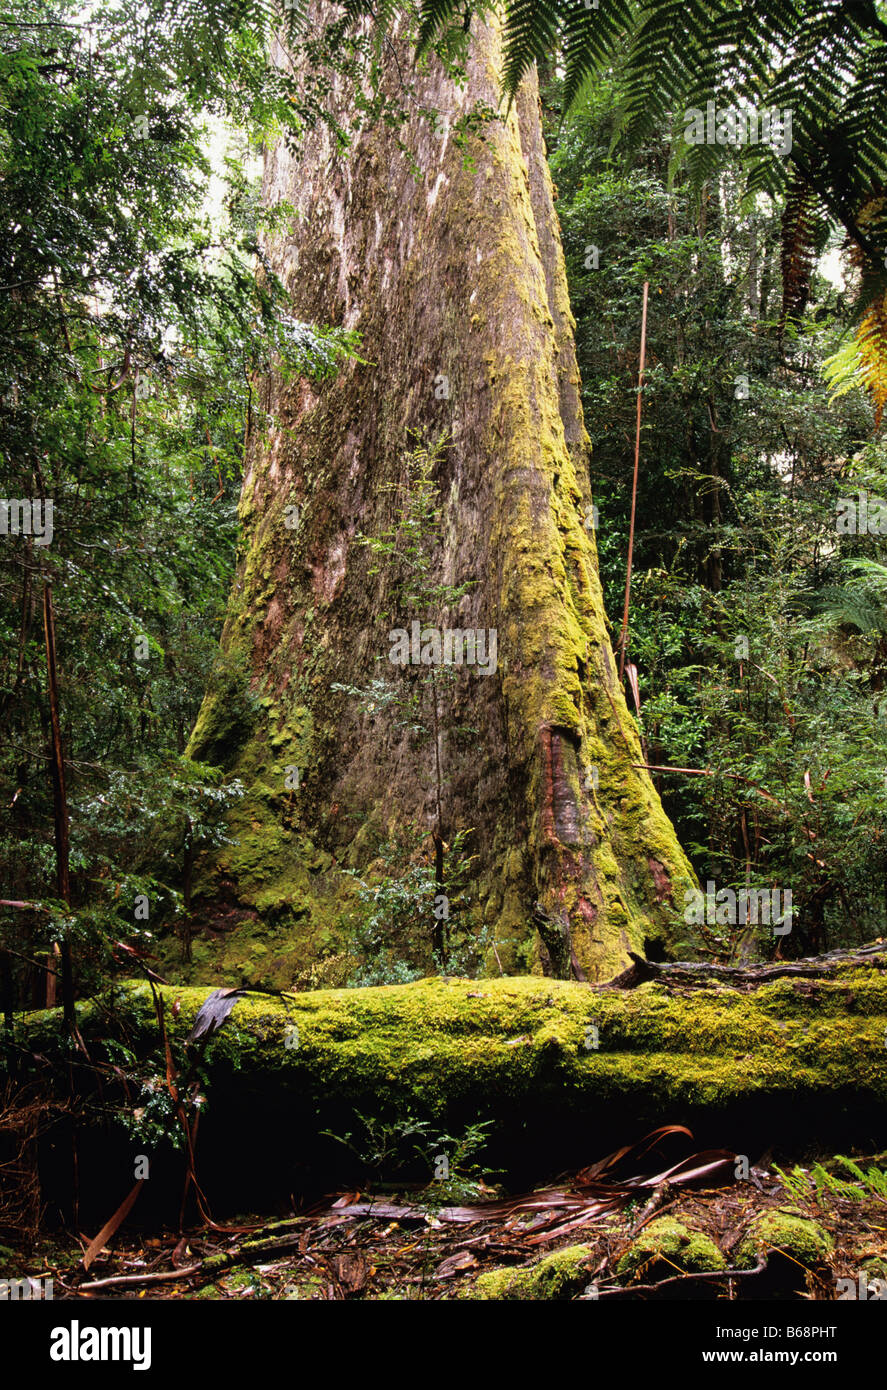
top-left (188, 10), bottom-right (699, 981)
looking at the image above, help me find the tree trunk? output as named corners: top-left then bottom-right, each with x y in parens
top-left (187, 11), bottom-right (699, 982)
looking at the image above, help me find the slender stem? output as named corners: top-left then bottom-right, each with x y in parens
top-left (430, 666), bottom-right (446, 960)
top-left (617, 280), bottom-right (649, 680)
top-left (42, 584), bottom-right (74, 1026)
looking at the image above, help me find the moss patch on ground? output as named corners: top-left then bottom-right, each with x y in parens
top-left (737, 1209), bottom-right (834, 1269)
top-left (616, 1216), bottom-right (726, 1281)
top-left (474, 1244), bottom-right (593, 1299)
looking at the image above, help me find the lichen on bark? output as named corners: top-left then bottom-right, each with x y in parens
top-left (186, 7), bottom-right (699, 983)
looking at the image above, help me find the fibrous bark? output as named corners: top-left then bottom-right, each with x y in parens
top-left (187, 9), bottom-right (698, 981)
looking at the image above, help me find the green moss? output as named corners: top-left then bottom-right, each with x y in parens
top-left (220, 1267), bottom-right (261, 1293)
top-left (475, 1245), bottom-right (592, 1299)
top-left (470, 89), bottom-right (700, 973)
top-left (186, 648), bottom-right (259, 768)
top-left (616, 1217), bottom-right (726, 1280)
top-left (282, 1276), bottom-right (326, 1299)
top-left (737, 1209), bottom-right (834, 1269)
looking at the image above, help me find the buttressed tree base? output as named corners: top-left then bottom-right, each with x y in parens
top-left (187, 9), bottom-right (698, 984)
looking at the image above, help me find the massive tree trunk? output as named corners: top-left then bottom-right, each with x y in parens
top-left (186, 10), bottom-right (698, 984)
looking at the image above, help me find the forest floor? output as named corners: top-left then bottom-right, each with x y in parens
top-left (8, 1154), bottom-right (887, 1302)
top-left (6, 945), bottom-right (887, 1300)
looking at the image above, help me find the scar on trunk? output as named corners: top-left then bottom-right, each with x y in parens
top-left (648, 856), bottom-right (673, 903)
top-left (539, 723), bottom-right (582, 848)
top-left (536, 725), bottom-right (590, 981)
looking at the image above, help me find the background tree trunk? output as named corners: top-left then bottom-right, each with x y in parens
top-left (187, 10), bottom-right (699, 981)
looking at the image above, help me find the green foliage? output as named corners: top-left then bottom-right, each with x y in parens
top-left (775, 1158), bottom-right (887, 1206)
top-left (549, 72), bottom-right (887, 957)
top-left (356, 435), bottom-right (474, 616)
top-left (0, 0), bottom-right (361, 1005)
top-left (415, 0), bottom-right (887, 384)
top-left (322, 1109), bottom-right (439, 1175)
top-left (419, 0), bottom-right (887, 195)
top-left (119, 1076), bottom-right (186, 1151)
top-left (833, 1156), bottom-right (887, 1201)
top-left (322, 1107), bottom-right (496, 1197)
top-left (342, 824), bottom-right (480, 984)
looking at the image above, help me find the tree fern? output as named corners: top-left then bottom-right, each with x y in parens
top-left (455, 0), bottom-right (887, 413)
top-left (417, 0), bottom-right (466, 52)
top-left (855, 292), bottom-right (887, 427)
top-left (414, 1), bottom-right (887, 218)
top-left (500, 0), bottom-right (560, 101)
top-left (559, 0), bottom-right (632, 111)
top-left (797, 560), bottom-right (887, 637)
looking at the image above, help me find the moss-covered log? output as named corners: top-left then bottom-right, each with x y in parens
top-left (183, 6), bottom-right (698, 985)
top-left (22, 970), bottom-right (887, 1116)
top-left (16, 969), bottom-right (887, 1213)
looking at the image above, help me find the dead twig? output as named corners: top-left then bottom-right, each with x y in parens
top-left (594, 1254), bottom-right (767, 1298)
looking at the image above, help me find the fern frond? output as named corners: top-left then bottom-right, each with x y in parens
top-left (799, 561), bottom-right (887, 636)
top-left (501, 0), bottom-right (560, 104)
top-left (560, 0), bottom-right (632, 111)
top-left (416, 0), bottom-right (465, 52)
top-left (779, 175), bottom-right (820, 334)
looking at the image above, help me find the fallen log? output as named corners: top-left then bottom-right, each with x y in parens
top-left (11, 966), bottom-right (887, 1179)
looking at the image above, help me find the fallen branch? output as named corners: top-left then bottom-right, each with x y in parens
top-left (70, 1264), bottom-right (203, 1293)
top-left (593, 1254), bottom-right (768, 1298)
top-left (600, 941), bottom-right (887, 991)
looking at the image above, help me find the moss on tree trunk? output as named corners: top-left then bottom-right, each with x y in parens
top-left (186, 10), bottom-right (698, 983)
